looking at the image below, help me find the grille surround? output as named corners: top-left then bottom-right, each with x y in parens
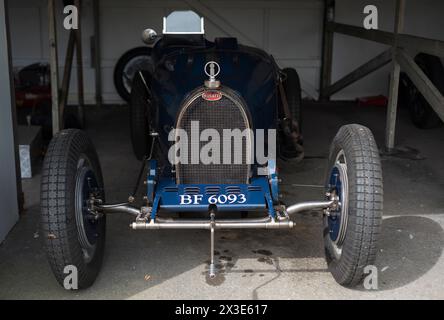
top-left (175, 86), bottom-right (252, 184)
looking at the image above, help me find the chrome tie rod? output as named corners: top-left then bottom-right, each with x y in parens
top-left (93, 199), bottom-right (335, 279)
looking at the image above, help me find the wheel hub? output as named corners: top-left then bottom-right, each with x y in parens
top-left (326, 151), bottom-right (349, 257)
top-left (75, 158), bottom-right (102, 263)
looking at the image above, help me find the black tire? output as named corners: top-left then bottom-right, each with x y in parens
top-left (282, 68), bottom-right (302, 126)
top-left (324, 124), bottom-right (383, 287)
top-left (41, 129), bottom-right (106, 289)
top-left (63, 106), bottom-right (83, 130)
top-left (398, 72), bottom-right (412, 110)
top-left (114, 47), bottom-right (152, 102)
top-left (29, 103), bottom-right (84, 141)
top-left (30, 100), bottom-right (53, 140)
top-left (400, 53), bottom-right (443, 129)
top-left (130, 71), bottom-right (153, 160)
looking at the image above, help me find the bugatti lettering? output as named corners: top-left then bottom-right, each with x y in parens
top-left (202, 90), bottom-right (222, 101)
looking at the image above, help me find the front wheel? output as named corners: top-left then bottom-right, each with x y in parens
top-left (40, 129), bottom-right (106, 289)
top-left (324, 124), bottom-right (383, 287)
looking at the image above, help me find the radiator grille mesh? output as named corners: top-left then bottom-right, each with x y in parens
top-left (176, 89), bottom-right (251, 184)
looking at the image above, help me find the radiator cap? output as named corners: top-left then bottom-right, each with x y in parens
top-left (204, 61), bottom-right (221, 88)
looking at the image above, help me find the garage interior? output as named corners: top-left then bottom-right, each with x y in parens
top-left (0, 0), bottom-right (443, 299)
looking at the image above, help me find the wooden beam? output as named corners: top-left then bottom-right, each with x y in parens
top-left (48, 0), bottom-right (60, 134)
top-left (74, 0), bottom-right (85, 127)
top-left (92, 0), bottom-right (102, 107)
top-left (328, 22), bottom-right (393, 46)
top-left (397, 33), bottom-right (444, 58)
top-left (322, 49), bottom-right (392, 98)
top-left (319, 0), bottom-right (335, 101)
top-left (397, 49), bottom-right (444, 122)
top-left (329, 21), bottom-right (444, 58)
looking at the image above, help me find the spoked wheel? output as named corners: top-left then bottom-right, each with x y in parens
top-left (114, 47), bottom-right (152, 102)
top-left (324, 124), bottom-right (383, 287)
top-left (41, 129), bottom-right (106, 289)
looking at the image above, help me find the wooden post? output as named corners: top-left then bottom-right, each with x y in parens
top-left (320, 0), bottom-right (335, 101)
top-left (48, 0), bottom-right (60, 134)
top-left (93, 0), bottom-right (102, 107)
top-left (74, 0), bottom-right (85, 127)
top-left (385, 0), bottom-right (405, 151)
top-left (59, 30), bottom-right (76, 127)
top-left (0, 0), bottom-right (21, 235)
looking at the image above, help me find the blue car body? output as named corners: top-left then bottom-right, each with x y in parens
top-left (143, 36), bottom-right (282, 218)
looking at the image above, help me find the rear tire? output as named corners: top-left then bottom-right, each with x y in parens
top-left (114, 47), bottom-right (152, 102)
top-left (41, 129), bottom-right (106, 289)
top-left (324, 124), bottom-right (383, 287)
top-left (281, 67), bottom-right (302, 126)
top-left (278, 68), bottom-right (304, 162)
top-left (399, 53), bottom-right (443, 129)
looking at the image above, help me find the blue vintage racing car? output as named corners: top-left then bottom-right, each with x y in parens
top-left (41, 11), bottom-right (383, 289)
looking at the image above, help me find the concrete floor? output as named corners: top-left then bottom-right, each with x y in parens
top-left (1, 102), bottom-right (443, 299)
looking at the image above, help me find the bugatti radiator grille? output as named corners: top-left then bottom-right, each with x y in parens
top-left (175, 88), bottom-right (251, 184)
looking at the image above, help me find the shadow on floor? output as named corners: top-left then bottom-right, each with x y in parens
top-left (374, 215), bottom-right (444, 290)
